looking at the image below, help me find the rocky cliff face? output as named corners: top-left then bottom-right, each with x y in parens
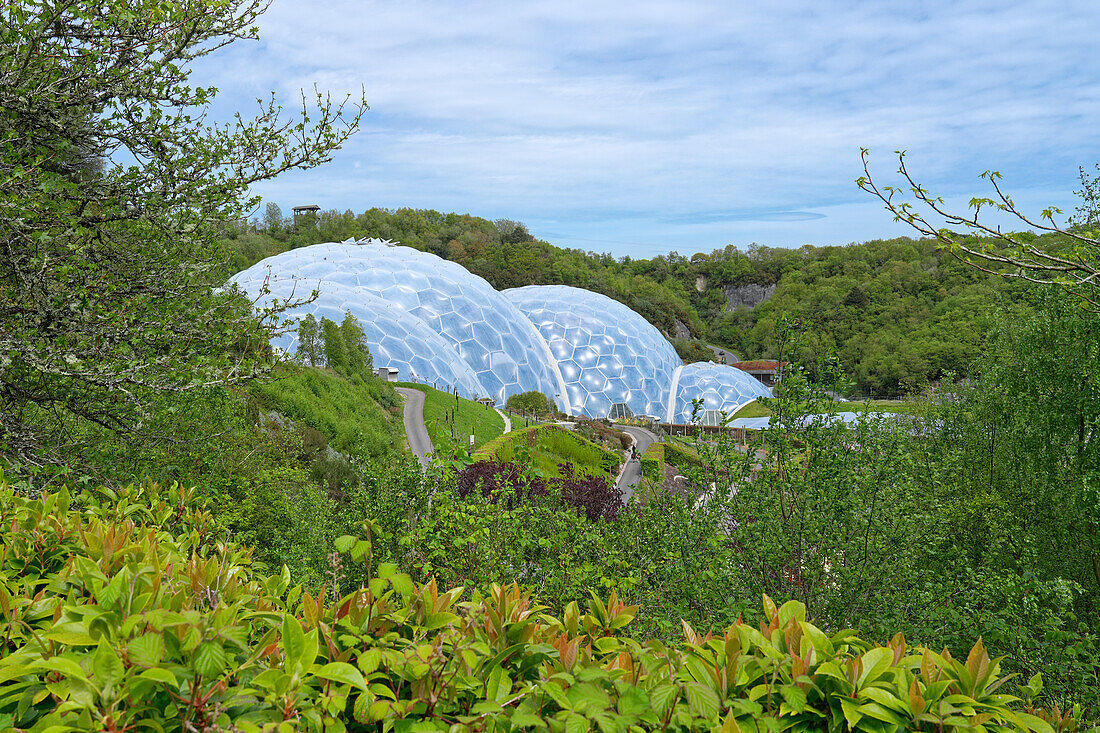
top-left (722, 283), bottom-right (776, 311)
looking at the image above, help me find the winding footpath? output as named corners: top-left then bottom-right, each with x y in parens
top-left (395, 387), bottom-right (434, 468)
top-left (614, 425), bottom-right (659, 502)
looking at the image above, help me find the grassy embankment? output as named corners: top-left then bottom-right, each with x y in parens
top-left (732, 397), bottom-right (920, 419)
top-left (397, 382), bottom-right (505, 454)
top-left (251, 364), bottom-right (403, 458)
top-left (473, 424), bottom-right (620, 481)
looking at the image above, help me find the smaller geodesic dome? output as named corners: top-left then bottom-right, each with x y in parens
top-left (504, 285), bottom-right (682, 419)
top-left (665, 362), bottom-right (772, 424)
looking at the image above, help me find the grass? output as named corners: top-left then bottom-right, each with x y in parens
top-left (397, 383), bottom-right (505, 455)
top-left (836, 399), bottom-right (919, 414)
top-left (732, 397), bottom-right (918, 419)
top-left (251, 365), bottom-right (402, 458)
top-left (731, 400), bottom-right (773, 419)
top-left (473, 424), bottom-right (620, 481)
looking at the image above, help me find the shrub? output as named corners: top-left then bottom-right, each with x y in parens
top-left (506, 389), bottom-right (556, 417)
top-left (640, 442), bottom-right (664, 482)
top-left (0, 480), bottom-right (1074, 732)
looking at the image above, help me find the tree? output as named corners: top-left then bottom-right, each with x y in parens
top-left (339, 312), bottom-right (372, 376)
top-left (262, 201), bottom-right (287, 237)
top-left (296, 315), bottom-right (322, 367)
top-left (320, 318), bottom-right (346, 372)
top-left (857, 150), bottom-right (1100, 308)
top-left (0, 0), bottom-right (366, 465)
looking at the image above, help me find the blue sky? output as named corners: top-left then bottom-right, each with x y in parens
top-left (200, 1), bottom-right (1100, 258)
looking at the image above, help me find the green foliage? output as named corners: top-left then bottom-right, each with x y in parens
top-left (0, 480), bottom-right (1073, 732)
top-left (320, 317), bottom-right (347, 373)
top-left (0, 0), bottom-right (364, 465)
top-left (640, 443), bottom-right (664, 483)
top-left (251, 365), bottom-right (400, 459)
top-left (506, 390), bottom-right (557, 417)
top-left (670, 337), bottom-right (717, 364)
top-left (399, 383), bottom-right (505, 456)
top-left (297, 314), bottom-right (323, 367)
top-left (662, 441), bottom-right (701, 472)
top-left (339, 312), bottom-right (373, 376)
top-left (474, 425), bottom-right (619, 481)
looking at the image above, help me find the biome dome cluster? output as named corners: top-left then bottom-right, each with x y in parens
top-left (228, 241), bottom-right (771, 420)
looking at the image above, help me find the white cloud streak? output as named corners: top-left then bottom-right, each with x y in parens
top-left (198, 0), bottom-right (1100, 254)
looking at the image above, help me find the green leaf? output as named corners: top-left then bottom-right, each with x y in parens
top-left (93, 642), bottom-right (124, 691)
top-left (1016, 713), bottom-right (1055, 733)
top-left (649, 684), bottom-right (678, 717)
top-left (857, 647), bottom-right (893, 688)
top-left (565, 713), bottom-right (588, 733)
top-left (315, 662), bottom-right (368, 691)
top-left (840, 698), bottom-right (863, 728)
top-left (616, 686), bottom-right (649, 717)
top-left (780, 684), bottom-right (807, 713)
top-left (485, 665), bottom-right (512, 702)
top-left (685, 681), bottom-right (720, 720)
top-left (358, 649), bottom-right (381, 676)
top-left (138, 668), bottom-right (179, 687)
top-left (334, 535), bottom-right (356, 553)
top-left (282, 615), bottom-right (305, 667)
top-left (128, 633), bottom-right (166, 667)
top-left (193, 642), bottom-right (227, 678)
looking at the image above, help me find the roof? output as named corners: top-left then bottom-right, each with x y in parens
top-left (731, 360), bottom-right (787, 371)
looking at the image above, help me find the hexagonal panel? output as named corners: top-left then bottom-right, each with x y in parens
top-left (666, 363), bottom-right (772, 425)
top-left (503, 285), bottom-right (682, 418)
top-left (228, 241), bottom-right (568, 407)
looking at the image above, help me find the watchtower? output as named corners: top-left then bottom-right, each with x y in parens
top-left (292, 204), bottom-right (320, 231)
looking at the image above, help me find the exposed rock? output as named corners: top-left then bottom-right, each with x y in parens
top-left (695, 275), bottom-right (707, 293)
top-left (723, 283), bottom-right (776, 311)
top-left (672, 319), bottom-right (690, 339)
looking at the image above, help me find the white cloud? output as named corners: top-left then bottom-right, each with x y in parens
top-left (201, 0), bottom-right (1100, 254)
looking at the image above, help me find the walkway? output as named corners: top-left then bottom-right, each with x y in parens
top-left (495, 408), bottom-right (512, 434)
top-left (395, 387), bottom-right (434, 468)
top-left (615, 425), bottom-right (659, 502)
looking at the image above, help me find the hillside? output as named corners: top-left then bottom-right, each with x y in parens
top-left (219, 207), bottom-right (1029, 396)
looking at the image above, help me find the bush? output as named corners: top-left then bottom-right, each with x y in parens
top-left (640, 442), bottom-right (664, 482)
top-left (505, 389), bottom-right (556, 417)
top-left (0, 480), bottom-right (1074, 732)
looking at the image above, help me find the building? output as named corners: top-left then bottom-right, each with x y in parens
top-left (731, 360), bottom-right (787, 387)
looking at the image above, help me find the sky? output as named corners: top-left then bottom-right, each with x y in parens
top-left (198, 1), bottom-right (1100, 259)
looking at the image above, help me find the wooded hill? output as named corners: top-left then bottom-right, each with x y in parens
top-left (221, 207), bottom-right (1030, 397)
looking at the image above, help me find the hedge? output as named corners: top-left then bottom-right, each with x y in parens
top-left (0, 480), bottom-right (1074, 732)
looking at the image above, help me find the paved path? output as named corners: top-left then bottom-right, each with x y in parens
top-left (495, 408), bottom-right (512, 434)
top-left (705, 343), bottom-right (740, 364)
top-left (395, 387), bottom-right (434, 468)
top-left (615, 426), bottom-right (659, 502)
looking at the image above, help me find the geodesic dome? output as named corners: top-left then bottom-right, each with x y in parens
top-left (228, 241), bottom-right (567, 406)
top-left (504, 285), bottom-right (682, 419)
top-left (241, 277), bottom-right (487, 398)
top-left (665, 362), bottom-right (772, 424)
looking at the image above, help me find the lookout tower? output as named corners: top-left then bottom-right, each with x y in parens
top-left (292, 204), bottom-right (320, 231)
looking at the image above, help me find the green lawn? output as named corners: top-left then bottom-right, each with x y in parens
top-left (473, 424), bottom-right (620, 481)
top-left (397, 383), bottom-right (505, 455)
top-left (731, 400), bottom-right (773, 419)
top-left (837, 399), bottom-right (918, 414)
top-left (732, 397), bottom-right (917, 419)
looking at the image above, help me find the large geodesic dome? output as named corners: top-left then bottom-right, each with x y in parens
top-left (228, 241), bottom-right (567, 406)
top-left (242, 279), bottom-right (488, 398)
top-left (504, 285), bottom-right (682, 418)
top-left (665, 362), bottom-right (773, 424)
top-left (229, 240), bottom-right (772, 420)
